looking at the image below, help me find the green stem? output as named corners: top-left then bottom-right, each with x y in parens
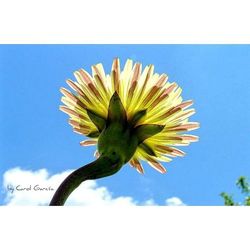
top-left (49, 155), bottom-right (121, 206)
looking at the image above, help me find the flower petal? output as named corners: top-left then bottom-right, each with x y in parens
top-left (147, 157), bottom-right (167, 174)
top-left (129, 158), bottom-right (144, 174)
top-left (61, 58), bottom-right (199, 174)
top-left (80, 140), bottom-right (97, 146)
top-left (111, 58), bottom-right (121, 93)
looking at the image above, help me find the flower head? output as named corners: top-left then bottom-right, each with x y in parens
top-left (60, 58), bottom-right (199, 174)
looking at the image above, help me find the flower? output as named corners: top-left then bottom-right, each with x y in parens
top-left (60, 58), bottom-right (199, 174)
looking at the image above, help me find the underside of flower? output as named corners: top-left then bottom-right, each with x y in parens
top-left (60, 58), bottom-right (199, 174)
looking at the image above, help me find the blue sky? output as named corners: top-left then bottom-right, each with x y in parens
top-left (0, 45), bottom-right (249, 205)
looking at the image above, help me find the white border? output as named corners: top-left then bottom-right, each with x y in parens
top-left (0, 207), bottom-right (249, 249)
top-left (0, 0), bottom-right (250, 43)
top-left (1, 0), bottom-right (249, 248)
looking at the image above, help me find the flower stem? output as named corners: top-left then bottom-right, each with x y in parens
top-left (49, 155), bottom-right (121, 206)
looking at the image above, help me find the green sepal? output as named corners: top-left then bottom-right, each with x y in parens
top-left (134, 124), bottom-right (165, 143)
top-left (107, 92), bottom-right (127, 124)
top-left (129, 109), bottom-right (147, 127)
top-left (139, 142), bottom-right (156, 156)
top-left (86, 109), bottom-right (106, 132)
top-left (87, 130), bottom-right (100, 138)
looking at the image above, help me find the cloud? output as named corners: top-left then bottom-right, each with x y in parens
top-left (2, 167), bottom-right (186, 206)
top-left (165, 197), bottom-right (186, 206)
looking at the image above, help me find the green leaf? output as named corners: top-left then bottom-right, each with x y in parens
top-left (139, 142), bottom-right (156, 156)
top-left (107, 92), bottom-right (127, 124)
top-left (87, 131), bottom-right (100, 138)
top-left (134, 124), bottom-right (165, 143)
top-left (245, 196), bottom-right (250, 206)
top-left (236, 176), bottom-right (249, 194)
top-left (129, 109), bottom-right (147, 127)
top-left (86, 109), bottom-right (106, 132)
top-left (220, 192), bottom-right (235, 206)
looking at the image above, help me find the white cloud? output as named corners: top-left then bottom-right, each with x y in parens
top-left (165, 197), bottom-right (186, 206)
top-left (2, 167), bottom-right (186, 206)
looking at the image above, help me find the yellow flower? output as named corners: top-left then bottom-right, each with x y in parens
top-left (60, 58), bottom-right (199, 174)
